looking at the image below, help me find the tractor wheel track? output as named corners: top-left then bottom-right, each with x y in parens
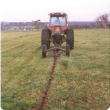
top-left (1, 44), bottom-right (34, 67)
top-left (2, 38), bottom-right (37, 53)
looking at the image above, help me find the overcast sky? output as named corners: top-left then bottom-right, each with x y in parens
top-left (0, 0), bottom-right (110, 22)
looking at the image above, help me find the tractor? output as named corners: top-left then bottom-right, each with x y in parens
top-left (41, 12), bottom-right (74, 57)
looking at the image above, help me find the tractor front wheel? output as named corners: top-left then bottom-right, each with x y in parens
top-left (42, 44), bottom-right (47, 58)
top-left (66, 44), bottom-right (70, 57)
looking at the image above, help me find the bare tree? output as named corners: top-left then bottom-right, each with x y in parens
top-left (41, 22), bottom-right (46, 29)
top-left (31, 19), bottom-right (41, 30)
top-left (96, 13), bottom-right (109, 29)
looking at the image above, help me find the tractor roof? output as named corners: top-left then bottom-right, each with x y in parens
top-left (49, 12), bottom-right (67, 16)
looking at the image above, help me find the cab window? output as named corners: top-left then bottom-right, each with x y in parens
top-left (50, 17), bottom-right (66, 25)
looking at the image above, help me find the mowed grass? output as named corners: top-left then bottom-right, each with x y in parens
top-left (1, 29), bottom-right (110, 110)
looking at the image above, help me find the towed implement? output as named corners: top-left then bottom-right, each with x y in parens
top-left (41, 12), bottom-right (74, 57)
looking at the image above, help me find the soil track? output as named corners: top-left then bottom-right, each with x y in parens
top-left (34, 57), bottom-right (57, 110)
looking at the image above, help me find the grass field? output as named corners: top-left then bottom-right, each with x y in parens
top-left (1, 29), bottom-right (110, 110)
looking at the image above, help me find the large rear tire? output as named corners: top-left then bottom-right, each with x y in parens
top-left (66, 29), bottom-right (74, 50)
top-left (41, 29), bottom-right (50, 49)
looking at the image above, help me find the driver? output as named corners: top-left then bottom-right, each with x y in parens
top-left (55, 17), bottom-right (60, 24)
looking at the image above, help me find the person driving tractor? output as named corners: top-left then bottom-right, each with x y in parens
top-left (55, 17), bottom-right (60, 24)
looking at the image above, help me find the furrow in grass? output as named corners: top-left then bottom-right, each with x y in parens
top-left (1, 36), bottom-right (37, 53)
top-left (1, 44), bottom-right (35, 67)
top-left (33, 57), bottom-right (57, 110)
top-left (1, 32), bottom-right (37, 43)
top-left (15, 47), bottom-right (41, 73)
top-left (3, 46), bottom-right (41, 82)
top-left (2, 38), bottom-right (36, 53)
top-left (1, 31), bottom-right (39, 48)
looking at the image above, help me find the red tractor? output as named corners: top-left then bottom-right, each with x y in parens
top-left (41, 12), bottom-right (74, 57)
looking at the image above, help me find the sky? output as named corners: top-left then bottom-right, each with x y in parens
top-left (0, 0), bottom-right (110, 22)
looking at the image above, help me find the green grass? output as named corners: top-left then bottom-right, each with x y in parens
top-left (1, 29), bottom-right (110, 110)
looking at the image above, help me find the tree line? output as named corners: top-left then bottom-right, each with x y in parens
top-left (1, 13), bottom-right (110, 30)
top-left (68, 23), bottom-right (110, 29)
top-left (31, 13), bottom-right (110, 30)
top-left (1, 22), bottom-right (31, 27)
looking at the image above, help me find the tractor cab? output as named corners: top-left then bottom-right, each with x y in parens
top-left (47, 12), bottom-right (68, 35)
top-left (49, 12), bottom-right (67, 26)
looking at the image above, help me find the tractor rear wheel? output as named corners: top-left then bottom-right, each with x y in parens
top-left (66, 29), bottom-right (74, 50)
top-left (41, 29), bottom-right (50, 49)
